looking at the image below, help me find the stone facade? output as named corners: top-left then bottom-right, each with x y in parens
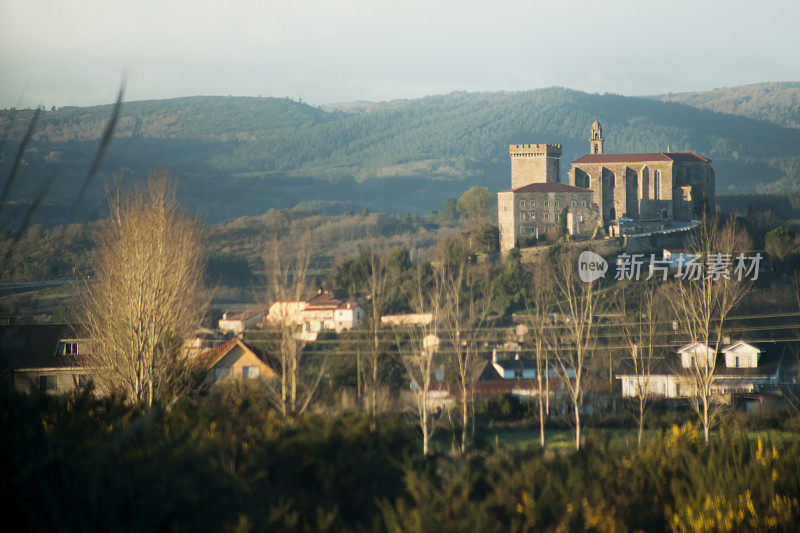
top-left (498, 183), bottom-right (595, 251)
top-left (567, 120), bottom-right (715, 225)
top-left (510, 144), bottom-right (562, 189)
top-left (497, 119), bottom-right (714, 253)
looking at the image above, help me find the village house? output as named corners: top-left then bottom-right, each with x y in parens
top-left (218, 308), bottom-right (266, 336)
top-left (266, 292), bottom-right (363, 341)
top-left (380, 313), bottom-right (434, 327)
top-left (1, 324), bottom-right (94, 395)
top-left (618, 340), bottom-right (790, 401)
top-left (195, 338), bottom-right (277, 385)
top-left (183, 327), bottom-right (226, 358)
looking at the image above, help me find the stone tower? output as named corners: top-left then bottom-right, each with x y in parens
top-left (590, 118), bottom-right (603, 155)
top-left (509, 143), bottom-right (562, 189)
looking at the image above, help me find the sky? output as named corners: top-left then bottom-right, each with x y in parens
top-left (1, 0), bottom-right (799, 108)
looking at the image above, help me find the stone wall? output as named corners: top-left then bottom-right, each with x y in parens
top-left (509, 144), bottom-right (562, 188)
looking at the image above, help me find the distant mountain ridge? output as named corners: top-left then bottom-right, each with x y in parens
top-left (651, 82), bottom-right (800, 130)
top-left (1, 84), bottom-right (800, 227)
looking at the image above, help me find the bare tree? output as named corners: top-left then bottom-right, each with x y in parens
top-left (549, 247), bottom-right (606, 450)
top-left (663, 215), bottom-right (752, 443)
top-left (81, 174), bottom-right (206, 409)
top-left (524, 263), bottom-right (555, 448)
top-left (363, 249), bottom-right (389, 429)
top-left (264, 231), bottom-right (326, 416)
top-left (439, 260), bottom-right (492, 453)
top-left (618, 286), bottom-right (660, 448)
top-left (396, 265), bottom-right (444, 455)
top-left (782, 274), bottom-right (800, 415)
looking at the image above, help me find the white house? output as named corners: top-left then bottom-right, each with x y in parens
top-left (380, 313), bottom-right (434, 326)
top-left (299, 292), bottom-right (363, 338)
top-left (266, 301), bottom-right (308, 325)
top-left (678, 342), bottom-right (716, 369)
top-left (218, 308), bottom-right (266, 336)
top-left (618, 341), bottom-right (788, 400)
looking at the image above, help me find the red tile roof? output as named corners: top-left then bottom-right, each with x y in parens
top-left (305, 292), bottom-right (359, 311)
top-left (572, 152), bottom-right (710, 164)
top-left (195, 338), bottom-right (239, 368)
top-left (501, 182), bottom-right (592, 194)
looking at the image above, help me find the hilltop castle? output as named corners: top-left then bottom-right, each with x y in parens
top-left (498, 119), bottom-right (715, 253)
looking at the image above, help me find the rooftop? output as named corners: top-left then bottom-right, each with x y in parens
top-left (572, 152), bottom-right (710, 164)
top-left (501, 182), bottom-right (591, 194)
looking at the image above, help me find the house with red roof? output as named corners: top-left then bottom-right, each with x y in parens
top-left (194, 338), bottom-right (277, 385)
top-left (297, 292), bottom-right (363, 341)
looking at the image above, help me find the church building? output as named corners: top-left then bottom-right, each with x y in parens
top-left (498, 119), bottom-right (715, 253)
top-left (567, 119), bottom-right (715, 224)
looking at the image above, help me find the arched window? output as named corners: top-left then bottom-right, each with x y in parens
top-left (654, 170), bottom-right (661, 200)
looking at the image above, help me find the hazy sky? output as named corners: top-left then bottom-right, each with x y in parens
top-left (2, 0), bottom-right (799, 108)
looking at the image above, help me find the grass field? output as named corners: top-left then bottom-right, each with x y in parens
top-left (472, 425), bottom-right (800, 452)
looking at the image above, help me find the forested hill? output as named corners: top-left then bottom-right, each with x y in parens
top-left (2, 86), bottom-right (800, 228)
top-left (652, 82), bottom-right (800, 130)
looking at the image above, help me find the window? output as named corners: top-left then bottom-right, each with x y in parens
top-left (530, 212), bottom-right (535, 220)
top-left (555, 201), bottom-right (559, 207)
top-left (572, 200), bottom-right (576, 207)
top-left (661, 209), bottom-right (668, 219)
top-left (578, 215), bottom-right (583, 222)
top-left (77, 374), bottom-right (90, 388)
top-left (243, 366), bottom-right (260, 379)
top-left (530, 200), bottom-right (535, 207)
top-left (545, 213), bottom-right (549, 220)
top-left (581, 201), bottom-right (587, 207)
top-left (39, 375), bottom-right (58, 391)
top-left (654, 170), bottom-right (661, 200)
top-left (59, 341), bottom-right (77, 356)
top-left (519, 200), bottom-right (525, 208)
top-left (214, 367), bottom-right (232, 381)
top-left (555, 213), bottom-right (559, 222)
top-left (544, 201), bottom-right (549, 207)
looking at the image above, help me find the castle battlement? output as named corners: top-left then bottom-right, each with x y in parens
top-left (509, 144), bottom-right (562, 157)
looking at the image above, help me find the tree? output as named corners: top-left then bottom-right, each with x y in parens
top-left (549, 247), bottom-right (606, 450)
top-left (396, 265), bottom-right (444, 455)
top-left (440, 198), bottom-right (459, 222)
top-left (439, 259), bottom-right (492, 453)
top-left (81, 175), bottom-right (205, 409)
top-left (264, 231), bottom-right (325, 416)
top-left (456, 186), bottom-right (494, 222)
top-left (618, 286), bottom-right (660, 448)
top-left (363, 249), bottom-right (390, 429)
top-left (524, 263), bottom-right (555, 448)
top-left (663, 216), bottom-right (752, 443)
top-left (765, 226), bottom-right (795, 260)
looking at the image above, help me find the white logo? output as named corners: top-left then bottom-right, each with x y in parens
top-left (578, 251), bottom-right (608, 282)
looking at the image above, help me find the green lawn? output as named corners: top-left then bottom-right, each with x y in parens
top-left (477, 426), bottom-right (800, 452)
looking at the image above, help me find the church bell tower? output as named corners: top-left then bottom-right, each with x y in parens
top-left (590, 118), bottom-right (603, 154)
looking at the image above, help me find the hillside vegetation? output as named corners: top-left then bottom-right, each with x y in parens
top-left (653, 82), bottom-right (800, 130)
top-left (2, 86), bottom-right (800, 227)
